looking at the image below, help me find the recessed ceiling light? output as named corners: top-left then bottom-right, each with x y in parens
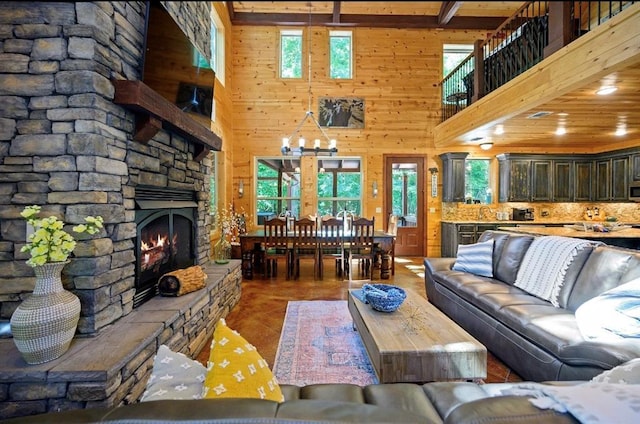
top-left (555, 127), bottom-right (567, 136)
top-left (494, 125), bottom-right (504, 135)
top-left (596, 86), bottom-right (617, 95)
top-left (615, 126), bottom-right (627, 136)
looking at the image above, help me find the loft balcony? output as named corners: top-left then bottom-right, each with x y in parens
top-left (434, 1), bottom-right (640, 149)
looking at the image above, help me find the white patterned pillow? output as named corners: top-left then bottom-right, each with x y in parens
top-left (452, 239), bottom-right (494, 277)
top-left (591, 358), bottom-right (640, 384)
top-left (575, 278), bottom-right (640, 340)
top-left (141, 344), bottom-right (206, 401)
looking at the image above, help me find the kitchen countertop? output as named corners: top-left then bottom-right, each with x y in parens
top-left (497, 225), bottom-right (640, 239)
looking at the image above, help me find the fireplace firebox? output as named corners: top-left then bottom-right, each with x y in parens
top-left (134, 186), bottom-right (197, 307)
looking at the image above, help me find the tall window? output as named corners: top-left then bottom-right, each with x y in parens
top-left (194, 9), bottom-right (225, 85)
top-left (443, 44), bottom-right (473, 76)
top-left (329, 30), bottom-right (352, 79)
top-left (391, 165), bottom-right (418, 227)
top-left (255, 158), bottom-right (301, 223)
top-left (280, 29), bottom-right (303, 78)
top-left (317, 158), bottom-right (361, 216)
top-left (465, 159), bottom-right (491, 203)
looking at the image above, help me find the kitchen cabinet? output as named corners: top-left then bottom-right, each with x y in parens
top-left (595, 156), bottom-right (629, 201)
top-left (497, 155), bottom-right (552, 202)
top-left (440, 152), bottom-right (469, 202)
top-left (552, 160), bottom-right (573, 202)
top-left (498, 156), bottom-right (531, 202)
top-left (574, 161), bottom-right (593, 202)
top-left (441, 222), bottom-right (516, 257)
top-left (499, 148), bottom-right (637, 203)
top-left (631, 153), bottom-right (640, 182)
top-left (531, 160), bottom-right (553, 201)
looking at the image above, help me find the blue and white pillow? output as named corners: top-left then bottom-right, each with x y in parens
top-left (452, 238), bottom-right (494, 277)
top-left (575, 278), bottom-right (640, 340)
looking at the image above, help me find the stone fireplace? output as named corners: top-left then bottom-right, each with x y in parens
top-left (0, 2), bottom-right (240, 419)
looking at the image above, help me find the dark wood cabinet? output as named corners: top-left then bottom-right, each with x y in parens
top-left (631, 154), bottom-right (640, 182)
top-left (595, 156), bottom-right (629, 201)
top-left (574, 161), bottom-right (593, 202)
top-left (594, 158), bottom-right (611, 201)
top-left (531, 160), bottom-right (552, 201)
top-left (498, 156), bottom-right (531, 202)
top-left (440, 222), bottom-right (516, 257)
top-left (440, 152), bottom-right (469, 202)
top-left (552, 160), bottom-right (573, 201)
top-left (611, 156), bottom-right (629, 201)
top-left (499, 148), bottom-right (638, 203)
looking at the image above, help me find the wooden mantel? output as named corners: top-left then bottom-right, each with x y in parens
top-left (112, 80), bottom-right (222, 162)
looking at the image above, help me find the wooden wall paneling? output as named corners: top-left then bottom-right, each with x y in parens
top-left (230, 22), bottom-right (486, 255)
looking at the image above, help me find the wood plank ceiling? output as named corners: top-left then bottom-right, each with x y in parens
top-left (227, 2), bottom-right (640, 151)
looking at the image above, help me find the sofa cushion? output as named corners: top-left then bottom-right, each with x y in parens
top-left (202, 319), bottom-right (284, 402)
top-left (514, 236), bottom-right (596, 307)
top-left (452, 239), bottom-right (494, 277)
top-left (493, 234), bottom-right (534, 285)
top-left (575, 278), bottom-right (640, 340)
top-left (566, 246), bottom-right (635, 311)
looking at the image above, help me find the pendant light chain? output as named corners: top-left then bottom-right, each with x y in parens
top-left (280, 2), bottom-right (337, 156)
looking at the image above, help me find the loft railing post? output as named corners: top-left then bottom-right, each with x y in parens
top-left (472, 39), bottom-right (485, 102)
top-left (544, 1), bottom-right (572, 58)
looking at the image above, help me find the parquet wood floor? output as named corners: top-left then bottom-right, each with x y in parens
top-left (196, 256), bottom-right (522, 383)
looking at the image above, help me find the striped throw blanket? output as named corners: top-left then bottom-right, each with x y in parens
top-left (514, 236), bottom-right (598, 307)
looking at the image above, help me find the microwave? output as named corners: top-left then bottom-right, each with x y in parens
top-left (630, 183), bottom-right (640, 201)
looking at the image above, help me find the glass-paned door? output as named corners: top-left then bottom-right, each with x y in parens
top-left (385, 156), bottom-right (424, 256)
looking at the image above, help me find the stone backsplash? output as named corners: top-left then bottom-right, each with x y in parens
top-left (443, 202), bottom-right (640, 223)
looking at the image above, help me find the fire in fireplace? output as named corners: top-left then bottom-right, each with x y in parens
top-left (134, 186), bottom-right (197, 307)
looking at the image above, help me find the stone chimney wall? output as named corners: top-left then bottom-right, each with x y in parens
top-left (0, 1), bottom-right (214, 335)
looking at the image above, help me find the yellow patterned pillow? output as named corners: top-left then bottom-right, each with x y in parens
top-left (202, 318), bottom-right (284, 402)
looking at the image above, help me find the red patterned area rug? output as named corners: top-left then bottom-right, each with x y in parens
top-left (273, 300), bottom-right (378, 386)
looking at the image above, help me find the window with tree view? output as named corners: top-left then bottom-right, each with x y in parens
top-left (317, 158), bottom-right (361, 216)
top-left (465, 159), bottom-right (491, 204)
top-left (280, 29), bottom-right (302, 78)
top-left (391, 165), bottom-right (418, 227)
top-left (255, 158), bottom-right (301, 224)
top-left (330, 30), bottom-right (352, 79)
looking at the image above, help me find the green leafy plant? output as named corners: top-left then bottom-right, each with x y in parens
top-left (20, 205), bottom-right (104, 267)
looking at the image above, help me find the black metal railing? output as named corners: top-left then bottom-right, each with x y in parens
top-left (440, 1), bottom-right (637, 122)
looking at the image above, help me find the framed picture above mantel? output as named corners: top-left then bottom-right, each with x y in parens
top-left (318, 97), bottom-right (364, 129)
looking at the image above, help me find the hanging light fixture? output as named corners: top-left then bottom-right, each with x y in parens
top-left (281, 3), bottom-right (337, 157)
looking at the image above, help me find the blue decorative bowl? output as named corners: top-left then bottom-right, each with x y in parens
top-left (362, 284), bottom-right (407, 312)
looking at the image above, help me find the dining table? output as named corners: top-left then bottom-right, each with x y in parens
top-left (238, 228), bottom-right (396, 280)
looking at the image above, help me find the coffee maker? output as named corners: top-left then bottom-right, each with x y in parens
top-left (512, 208), bottom-right (534, 221)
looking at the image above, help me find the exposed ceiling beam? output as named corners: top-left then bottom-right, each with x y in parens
top-left (438, 1), bottom-right (462, 26)
top-left (230, 12), bottom-right (506, 30)
top-left (332, 1), bottom-right (341, 24)
top-left (226, 1), bottom-right (235, 21)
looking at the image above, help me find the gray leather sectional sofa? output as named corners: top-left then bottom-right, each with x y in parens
top-left (425, 230), bottom-right (640, 381)
top-left (3, 381), bottom-right (583, 423)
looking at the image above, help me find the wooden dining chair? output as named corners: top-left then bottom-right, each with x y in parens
top-left (263, 217), bottom-right (290, 279)
top-left (292, 217), bottom-right (319, 279)
top-left (317, 217), bottom-right (345, 279)
top-left (344, 216), bottom-right (375, 288)
top-left (387, 214), bottom-right (398, 275)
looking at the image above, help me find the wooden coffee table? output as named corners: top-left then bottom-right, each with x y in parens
top-left (348, 288), bottom-right (487, 383)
